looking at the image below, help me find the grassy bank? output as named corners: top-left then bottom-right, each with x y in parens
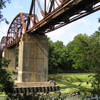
top-left (49, 73), bottom-right (94, 95)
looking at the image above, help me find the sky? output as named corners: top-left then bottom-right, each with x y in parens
top-left (0, 0), bottom-right (100, 45)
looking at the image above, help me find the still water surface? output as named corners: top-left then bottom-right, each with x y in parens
top-left (0, 96), bottom-right (87, 100)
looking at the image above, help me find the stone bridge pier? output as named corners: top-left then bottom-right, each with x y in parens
top-left (2, 34), bottom-right (59, 93)
top-left (0, 50), bottom-right (2, 58)
top-left (17, 34), bottom-right (48, 83)
top-left (2, 47), bottom-right (17, 71)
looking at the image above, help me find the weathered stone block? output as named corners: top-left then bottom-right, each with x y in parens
top-left (17, 34), bottom-right (48, 82)
top-left (2, 48), bottom-right (16, 71)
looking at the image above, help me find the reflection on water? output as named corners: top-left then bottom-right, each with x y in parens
top-left (0, 96), bottom-right (83, 100)
top-left (0, 95), bottom-right (100, 100)
top-left (65, 96), bottom-right (82, 100)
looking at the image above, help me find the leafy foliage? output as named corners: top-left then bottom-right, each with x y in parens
top-left (48, 31), bottom-right (100, 73)
top-left (66, 34), bottom-right (90, 72)
top-left (0, 58), bottom-right (13, 97)
top-left (48, 39), bottom-right (73, 74)
top-left (0, 0), bottom-right (10, 23)
top-left (87, 31), bottom-right (100, 95)
top-left (66, 32), bottom-right (100, 72)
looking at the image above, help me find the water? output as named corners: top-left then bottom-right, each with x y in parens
top-left (0, 95), bottom-right (99, 100)
top-left (0, 96), bottom-right (83, 100)
top-left (65, 96), bottom-right (82, 100)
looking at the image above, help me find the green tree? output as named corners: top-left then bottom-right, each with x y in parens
top-left (85, 31), bottom-right (100, 72)
top-left (0, 58), bottom-right (13, 97)
top-left (88, 31), bottom-right (100, 95)
top-left (48, 39), bottom-right (73, 74)
top-left (49, 40), bottom-right (66, 73)
top-left (66, 34), bottom-right (90, 72)
top-left (0, 0), bottom-right (13, 97)
top-left (0, 0), bottom-right (10, 23)
top-left (66, 31), bottom-right (100, 73)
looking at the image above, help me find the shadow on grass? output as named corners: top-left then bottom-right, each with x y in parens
top-left (49, 74), bottom-right (92, 95)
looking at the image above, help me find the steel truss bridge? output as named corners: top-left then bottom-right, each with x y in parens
top-left (0, 0), bottom-right (100, 49)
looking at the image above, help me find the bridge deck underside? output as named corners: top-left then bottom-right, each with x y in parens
top-left (27, 0), bottom-right (100, 34)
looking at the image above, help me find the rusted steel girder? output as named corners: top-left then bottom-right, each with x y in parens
top-left (1, 12), bottom-right (39, 48)
top-left (26, 0), bottom-right (100, 34)
top-left (0, 36), bottom-right (7, 50)
top-left (45, 4), bottom-right (100, 33)
top-left (6, 13), bottom-right (28, 48)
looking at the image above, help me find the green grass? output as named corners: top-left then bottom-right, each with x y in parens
top-left (49, 73), bottom-right (94, 95)
top-left (0, 93), bottom-right (6, 96)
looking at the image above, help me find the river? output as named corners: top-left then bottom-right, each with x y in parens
top-left (0, 95), bottom-right (98, 100)
top-left (0, 96), bottom-right (83, 100)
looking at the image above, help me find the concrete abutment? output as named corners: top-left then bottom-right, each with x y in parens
top-left (2, 48), bottom-right (17, 71)
top-left (17, 34), bottom-right (48, 82)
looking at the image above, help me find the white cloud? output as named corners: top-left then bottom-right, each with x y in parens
top-left (47, 23), bottom-right (75, 45)
top-left (47, 18), bottom-right (93, 45)
top-left (0, 23), bottom-right (9, 40)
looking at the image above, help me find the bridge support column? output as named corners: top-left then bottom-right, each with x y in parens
top-left (2, 48), bottom-right (16, 71)
top-left (17, 34), bottom-right (48, 82)
top-left (0, 50), bottom-right (2, 58)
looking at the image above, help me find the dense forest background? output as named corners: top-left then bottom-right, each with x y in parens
top-left (48, 30), bottom-right (100, 74)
